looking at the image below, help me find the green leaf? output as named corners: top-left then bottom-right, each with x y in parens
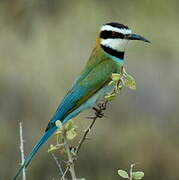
top-left (111, 73), bottom-right (122, 82)
top-left (104, 93), bottom-right (116, 101)
top-left (65, 121), bottom-right (73, 131)
top-left (65, 121), bottom-right (77, 131)
top-left (66, 128), bottom-right (77, 140)
top-left (108, 80), bottom-right (115, 86)
top-left (118, 170), bottom-right (129, 179)
top-left (57, 133), bottom-right (64, 143)
top-left (132, 171), bottom-right (144, 180)
top-left (124, 74), bottom-right (136, 90)
top-left (48, 144), bottom-right (58, 153)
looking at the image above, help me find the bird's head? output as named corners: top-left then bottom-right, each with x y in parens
top-left (98, 22), bottom-right (150, 60)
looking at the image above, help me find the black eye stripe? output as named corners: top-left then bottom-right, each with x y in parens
top-left (100, 30), bottom-right (125, 39)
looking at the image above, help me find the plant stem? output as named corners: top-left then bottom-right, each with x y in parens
top-left (129, 164), bottom-right (135, 180)
top-left (61, 167), bottom-right (69, 180)
top-left (19, 122), bottom-right (26, 180)
top-left (64, 137), bottom-right (77, 180)
top-left (51, 153), bottom-right (65, 180)
top-left (75, 101), bottom-right (107, 155)
top-left (76, 115), bottom-right (98, 154)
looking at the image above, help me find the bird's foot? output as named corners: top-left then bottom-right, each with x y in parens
top-left (97, 101), bottom-right (107, 111)
top-left (92, 107), bottom-right (104, 118)
top-left (92, 106), bottom-right (100, 112)
top-left (95, 111), bottom-right (104, 118)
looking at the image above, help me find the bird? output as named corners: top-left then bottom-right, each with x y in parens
top-left (13, 22), bottom-right (150, 179)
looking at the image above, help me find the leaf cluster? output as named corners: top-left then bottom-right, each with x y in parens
top-left (118, 164), bottom-right (144, 180)
top-left (48, 121), bottom-right (78, 153)
top-left (105, 67), bottom-right (136, 101)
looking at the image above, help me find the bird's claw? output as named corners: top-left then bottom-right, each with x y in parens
top-left (95, 111), bottom-right (104, 118)
top-left (97, 101), bottom-right (107, 110)
top-left (92, 107), bottom-right (100, 112)
top-left (92, 102), bottom-right (106, 118)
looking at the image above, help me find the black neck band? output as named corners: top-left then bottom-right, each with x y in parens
top-left (101, 45), bottom-right (124, 60)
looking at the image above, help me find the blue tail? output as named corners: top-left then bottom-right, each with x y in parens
top-left (13, 126), bottom-right (57, 180)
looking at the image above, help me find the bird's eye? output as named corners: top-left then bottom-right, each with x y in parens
top-left (112, 31), bottom-right (118, 37)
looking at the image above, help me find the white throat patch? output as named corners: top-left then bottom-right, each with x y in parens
top-left (101, 38), bottom-right (129, 52)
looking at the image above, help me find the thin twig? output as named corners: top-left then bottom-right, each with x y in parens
top-left (60, 110), bottom-right (102, 180)
top-left (51, 153), bottom-right (65, 180)
top-left (19, 122), bottom-right (26, 180)
top-left (75, 100), bottom-right (108, 155)
top-left (60, 167), bottom-right (69, 180)
top-left (58, 101), bottom-right (114, 179)
top-left (64, 138), bottom-right (77, 180)
top-left (76, 116), bottom-right (98, 154)
top-left (129, 164), bottom-right (135, 180)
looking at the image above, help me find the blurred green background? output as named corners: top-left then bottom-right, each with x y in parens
top-left (1, 0), bottom-right (179, 179)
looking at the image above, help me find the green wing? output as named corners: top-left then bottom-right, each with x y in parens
top-left (73, 47), bottom-right (111, 85)
top-left (50, 49), bottom-right (122, 123)
top-left (64, 59), bottom-right (119, 116)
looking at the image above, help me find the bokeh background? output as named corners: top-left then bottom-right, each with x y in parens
top-left (1, 0), bottom-right (179, 179)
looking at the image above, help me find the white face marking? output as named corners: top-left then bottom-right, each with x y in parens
top-left (101, 25), bottom-right (132, 35)
top-left (100, 24), bottom-right (131, 51)
top-left (101, 38), bottom-right (129, 52)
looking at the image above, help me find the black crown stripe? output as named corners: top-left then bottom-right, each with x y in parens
top-left (105, 22), bottom-right (129, 29)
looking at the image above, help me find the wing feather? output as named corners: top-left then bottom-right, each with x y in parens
top-left (47, 56), bottom-right (120, 129)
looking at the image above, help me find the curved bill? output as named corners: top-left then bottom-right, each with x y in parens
top-left (126, 33), bottom-right (151, 43)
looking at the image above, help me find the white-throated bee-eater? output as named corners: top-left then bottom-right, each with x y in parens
top-left (14, 22), bottom-right (150, 179)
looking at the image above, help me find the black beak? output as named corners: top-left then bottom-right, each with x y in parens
top-left (126, 33), bottom-right (151, 43)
